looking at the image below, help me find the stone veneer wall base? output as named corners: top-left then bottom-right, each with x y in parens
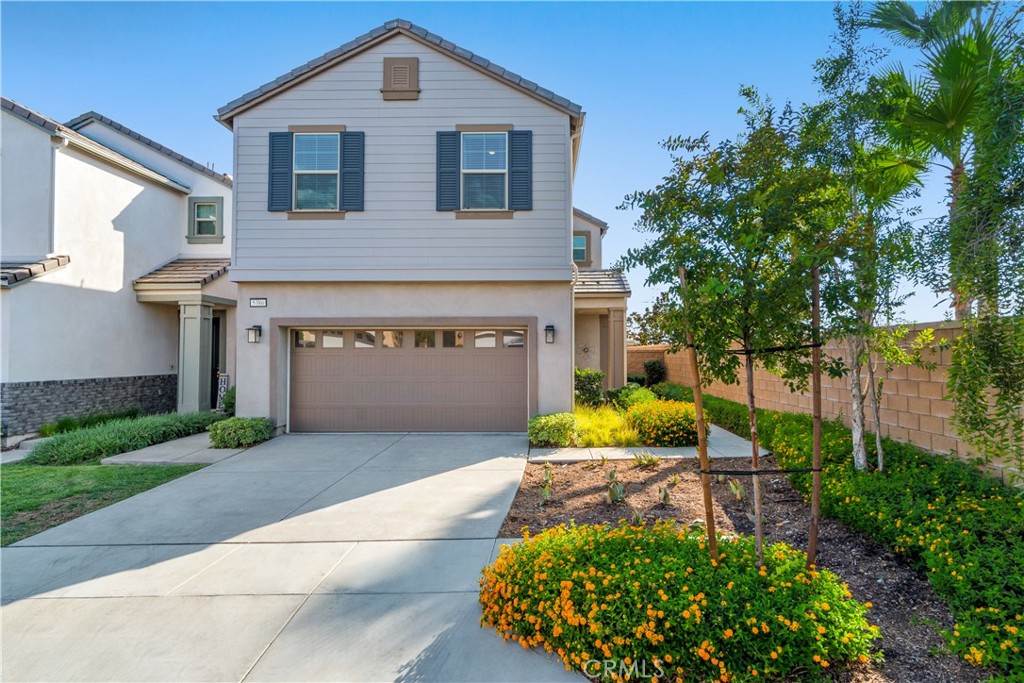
top-left (1, 374), bottom-right (177, 438)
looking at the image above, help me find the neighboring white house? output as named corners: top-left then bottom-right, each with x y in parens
top-left (0, 98), bottom-right (236, 441)
top-left (216, 19), bottom-right (629, 432)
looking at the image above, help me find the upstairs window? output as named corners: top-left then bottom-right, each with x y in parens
top-left (187, 196), bottom-right (224, 244)
top-left (461, 133), bottom-right (507, 210)
top-left (293, 133), bottom-right (340, 210)
top-left (573, 234), bottom-right (590, 263)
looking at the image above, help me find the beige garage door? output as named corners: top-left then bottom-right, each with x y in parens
top-left (290, 328), bottom-right (528, 432)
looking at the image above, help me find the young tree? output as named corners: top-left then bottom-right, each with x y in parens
top-left (626, 292), bottom-right (674, 346)
top-left (620, 91), bottom-right (831, 564)
top-left (808, 2), bottom-right (924, 472)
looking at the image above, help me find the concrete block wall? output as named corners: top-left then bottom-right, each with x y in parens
top-left (1, 374), bottom-right (177, 438)
top-left (628, 322), bottom-right (1021, 483)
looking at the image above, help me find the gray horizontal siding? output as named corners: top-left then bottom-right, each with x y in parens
top-left (232, 34), bottom-right (572, 282)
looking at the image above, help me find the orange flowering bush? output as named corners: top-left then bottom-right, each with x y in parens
top-left (626, 400), bottom-right (700, 447)
top-left (480, 522), bottom-right (877, 682)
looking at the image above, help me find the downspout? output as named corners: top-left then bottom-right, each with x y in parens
top-left (47, 135), bottom-right (68, 256)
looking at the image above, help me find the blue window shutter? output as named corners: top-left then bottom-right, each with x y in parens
top-left (436, 131), bottom-right (460, 211)
top-left (339, 131), bottom-right (365, 211)
top-left (267, 132), bottom-right (293, 212)
top-left (508, 130), bottom-right (532, 211)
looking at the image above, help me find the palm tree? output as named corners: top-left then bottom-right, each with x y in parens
top-left (868, 1), bottom-right (1005, 318)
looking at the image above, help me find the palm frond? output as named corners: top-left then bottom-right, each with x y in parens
top-left (866, 1), bottom-right (928, 47)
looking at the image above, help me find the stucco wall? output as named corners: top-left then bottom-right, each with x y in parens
top-left (235, 281), bottom-right (575, 426)
top-left (1, 113), bottom-right (54, 260)
top-left (72, 120), bottom-right (234, 259)
top-left (2, 139), bottom-right (182, 383)
top-left (574, 313), bottom-right (602, 372)
top-left (230, 34), bottom-right (573, 283)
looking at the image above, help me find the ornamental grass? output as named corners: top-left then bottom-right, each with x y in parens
top-left (480, 522), bottom-right (877, 682)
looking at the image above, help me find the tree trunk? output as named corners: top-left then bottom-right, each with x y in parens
top-left (679, 267), bottom-right (719, 564)
top-left (808, 267), bottom-right (824, 568)
top-left (867, 359), bottom-right (885, 471)
top-left (743, 332), bottom-right (764, 567)
top-left (849, 336), bottom-right (869, 470)
top-left (949, 162), bottom-right (972, 320)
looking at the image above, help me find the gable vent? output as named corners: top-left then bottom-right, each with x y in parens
top-left (382, 57), bottom-right (420, 101)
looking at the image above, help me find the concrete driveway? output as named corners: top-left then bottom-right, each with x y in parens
top-left (1, 433), bottom-right (581, 682)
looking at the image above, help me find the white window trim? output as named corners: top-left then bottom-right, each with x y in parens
top-left (460, 132), bottom-right (508, 211)
top-left (292, 132), bottom-right (340, 212)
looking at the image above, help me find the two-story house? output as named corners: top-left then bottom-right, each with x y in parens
top-left (217, 19), bottom-right (628, 433)
top-left (0, 98), bottom-right (236, 441)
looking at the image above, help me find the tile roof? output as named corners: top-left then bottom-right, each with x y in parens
top-left (65, 112), bottom-right (232, 188)
top-left (216, 18), bottom-right (583, 125)
top-left (573, 207), bottom-right (609, 234)
top-left (574, 270), bottom-right (631, 296)
top-left (134, 259), bottom-right (231, 287)
top-left (2, 96), bottom-right (190, 193)
top-left (0, 256), bottom-right (70, 288)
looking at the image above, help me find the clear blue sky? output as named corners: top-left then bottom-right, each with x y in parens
top-left (2, 1), bottom-right (948, 322)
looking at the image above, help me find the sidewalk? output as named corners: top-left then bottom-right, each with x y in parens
top-left (528, 425), bottom-right (766, 462)
top-left (101, 432), bottom-right (242, 466)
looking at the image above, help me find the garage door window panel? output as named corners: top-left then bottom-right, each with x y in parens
top-left (322, 330), bottom-right (345, 348)
top-left (381, 330), bottom-right (404, 348)
top-left (503, 330), bottom-right (525, 348)
top-left (355, 331), bottom-right (376, 348)
top-left (415, 331), bottom-right (436, 348)
top-left (443, 330), bottom-right (465, 348)
top-left (474, 330), bottom-right (496, 348)
top-left (294, 330), bottom-right (317, 348)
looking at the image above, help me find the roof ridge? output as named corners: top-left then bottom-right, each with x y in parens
top-left (216, 19), bottom-right (583, 124)
top-left (65, 110), bottom-right (232, 187)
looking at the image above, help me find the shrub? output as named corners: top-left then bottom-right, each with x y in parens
top-left (644, 358), bottom-right (667, 385)
top-left (675, 390), bottom-right (1024, 675)
top-left (649, 383), bottom-right (752, 437)
top-left (614, 385), bottom-right (658, 412)
top-left (528, 413), bottom-right (579, 447)
top-left (574, 405), bottom-right (639, 447)
top-left (38, 407), bottom-right (143, 437)
top-left (27, 412), bottom-right (225, 466)
top-left (574, 367), bottom-right (606, 407)
top-left (208, 416), bottom-right (274, 448)
top-left (220, 386), bottom-right (236, 416)
top-left (627, 373), bottom-right (647, 386)
top-left (627, 400), bottom-right (699, 447)
top-left (750, 409), bottom-right (1024, 674)
top-left (481, 522), bottom-right (878, 681)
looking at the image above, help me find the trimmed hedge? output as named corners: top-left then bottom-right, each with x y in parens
top-left (208, 416), bottom-right (274, 448)
top-left (627, 400), bottom-right (699, 447)
top-left (27, 412), bottom-right (225, 466)
top-left (644, 358), bottom-right (667, 385)
top-left (481, 522), bottom-right (878, 681)
top-left (529, 413), bottom-right (579, 447)
top-left (651, 382), bottom-right (1024, 674)
top-left (609, 384), bottom-right (658, 412)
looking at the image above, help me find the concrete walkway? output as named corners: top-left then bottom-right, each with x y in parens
top-left (102, 431), bottom-right (243, 465)
top-left (529, 424), bottom-right (767, 462)
top-left (1, 433), bottom-right (580, 682)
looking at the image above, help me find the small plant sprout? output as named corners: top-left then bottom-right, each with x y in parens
top-left (659, 486), bottom-right (671, 506)
top-left (632, 451), bottom-right (661, 468)
top-left (669, 473), bottom-right (680, 487)
top-left (716, 473), bottom-right (728, 484)
top-left (599, 454), bottom-right (609, 467)
top-left (607, 481), bottom-right (625, 504)
top-left (629, 507), bottom-right (644, 525)
top-left (728, 478), bottom-right (746, 501)
top-left (606, 467), bottom-right (618, 483)
top-left (541, 462), bottom-right (553, 487)
top-left (539, 483), bottom-right (552, 505)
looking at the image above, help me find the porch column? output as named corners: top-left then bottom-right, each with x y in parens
top-left (599, 314), bottom-right (610, 388)
top-left (177, 302), bottom-right (213, 413)
top-left (609, 309), bottom-right (626, 388)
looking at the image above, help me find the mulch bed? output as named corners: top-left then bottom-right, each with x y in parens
top-left (500, 454), bottom-right (988, 683)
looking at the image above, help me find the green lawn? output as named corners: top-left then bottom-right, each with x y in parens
top-left (1, 463), bottom-right (202, 546)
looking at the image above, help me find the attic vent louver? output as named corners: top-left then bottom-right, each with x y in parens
top-left (382, 57), bottom-right (420, 101)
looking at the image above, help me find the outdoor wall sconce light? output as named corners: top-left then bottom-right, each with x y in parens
top-left (544, 325), bottom-right (556, 344)
top-left (247, 325), bottom-right (262, 344)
